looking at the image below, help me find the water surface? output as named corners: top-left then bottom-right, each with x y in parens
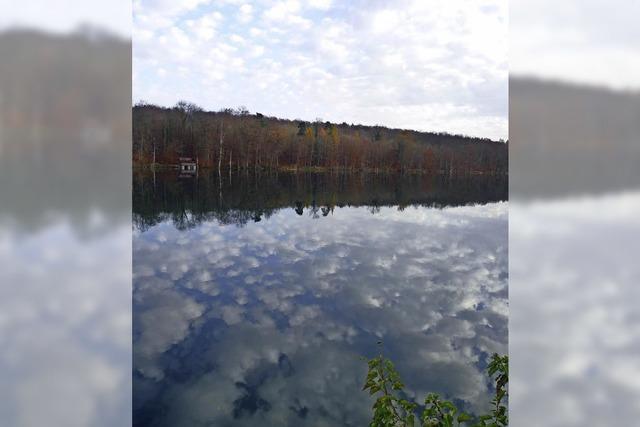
top-left (133, 172), bottom-right (508, 426)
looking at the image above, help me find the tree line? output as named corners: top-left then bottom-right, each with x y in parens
top-left (133, 102), bottom-right (507, 175)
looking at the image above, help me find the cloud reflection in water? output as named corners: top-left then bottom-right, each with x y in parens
top-left (133, 202), bottom-right (507, 426)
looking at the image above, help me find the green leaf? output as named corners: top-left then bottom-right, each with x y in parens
top-left (457, 413), bottom-right (472, 423)
top-left (442, 400), bottom-right (456, 412)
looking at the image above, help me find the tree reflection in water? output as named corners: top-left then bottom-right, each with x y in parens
top-left (133, 171), bottom-right (507, 231)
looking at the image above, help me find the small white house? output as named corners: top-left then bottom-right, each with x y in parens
top-left (179, 157), bottom-right (197, 172)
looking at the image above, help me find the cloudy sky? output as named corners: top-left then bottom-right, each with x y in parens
top-left (511, 0), bottom-right (640, 90)
top-left (0, 0), bottom-right (131, 35)
top-left (133, 0), bottom-right (508, 140)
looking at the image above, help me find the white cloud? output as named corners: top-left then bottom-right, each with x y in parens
top-left (238, 3), bottom-right (253, 23)
top-left (185, 11), bottom-right (222, 41)
top-left (511, 0), bottom-right (640, 89)
top-left (134, 0), bottom-right (508, 139)
top-left (134, 287), bottom-right (205, 380)
top-left (511, 193), bottom-right (640, 425)
top-left (0, 0), bottom-right (131, 37)
top-left (264, 0), bottom-right (301, 21)
top-left (249, 27), bottom-right (264, 37)
top-left (371, 9), bottom-right (400, 34)
top-left (307, 0), bottom-right (333, 10)
top-left (0, 224), bottom-right (132, 426)
top-left (229, 33), bottom-right (245, 44)
top-left (250, 44), bottom-right (265, 57)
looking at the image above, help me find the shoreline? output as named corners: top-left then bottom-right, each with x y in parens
top-left (132, 164), bottom-right (507, 176)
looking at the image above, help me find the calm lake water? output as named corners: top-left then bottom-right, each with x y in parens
top-left (133, 171), bottom-right (508, 426)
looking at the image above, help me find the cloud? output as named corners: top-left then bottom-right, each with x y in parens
top-left (237, 3), bottom-right (253, 23)
top-left (133, 0), bottom-right (507, 139)
top-left (307, 0), bottom-right (332, 10)
top-left (0, 0), bottom-right (132, 37)
top-left (134, 286), bottom-right (205, 380)
top-left (0, 224), bottom-right (132, 426)
top-left (370, 9), bottom-right (401, 34)
top-left (510, 193), bottom-right (640, 425)
top-left (185, 11), bottom-right (222, 41)
top-left (263, 0), bottom-right (302, 22)
top-left (511, 0), bottom-right (640, 89)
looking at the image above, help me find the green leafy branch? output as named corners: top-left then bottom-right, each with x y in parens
top-left (363, 351), bottom-right (508, 427)
top-left (363, 354), bottom-right (418, 426)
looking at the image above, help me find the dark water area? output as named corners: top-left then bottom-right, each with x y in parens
top-left (133, 171), bottom-right (508, 426)
top-left (133, 171), bottom-right (507, 230)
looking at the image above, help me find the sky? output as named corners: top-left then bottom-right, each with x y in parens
top-left (133, 0), bottom-right (508, 140)
top-left (511, 0), bottom-right (640, 90)
top-left (0, 0), bottom-right (131, 36)
top-left (3, 1), bottom-right (639, 139)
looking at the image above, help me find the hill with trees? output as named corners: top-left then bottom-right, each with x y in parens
top-left (133, 102), bottom-right (507, 175)
top-left (510, 77), bottom-right (640, 198)
top-left (0, 28), bottom-right (131, 234)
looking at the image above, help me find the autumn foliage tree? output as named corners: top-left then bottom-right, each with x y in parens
top-left (133, 102), bottom-right (507, 175)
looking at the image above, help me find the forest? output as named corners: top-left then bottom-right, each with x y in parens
top-left (133, 102), bottom-right (508, 175)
